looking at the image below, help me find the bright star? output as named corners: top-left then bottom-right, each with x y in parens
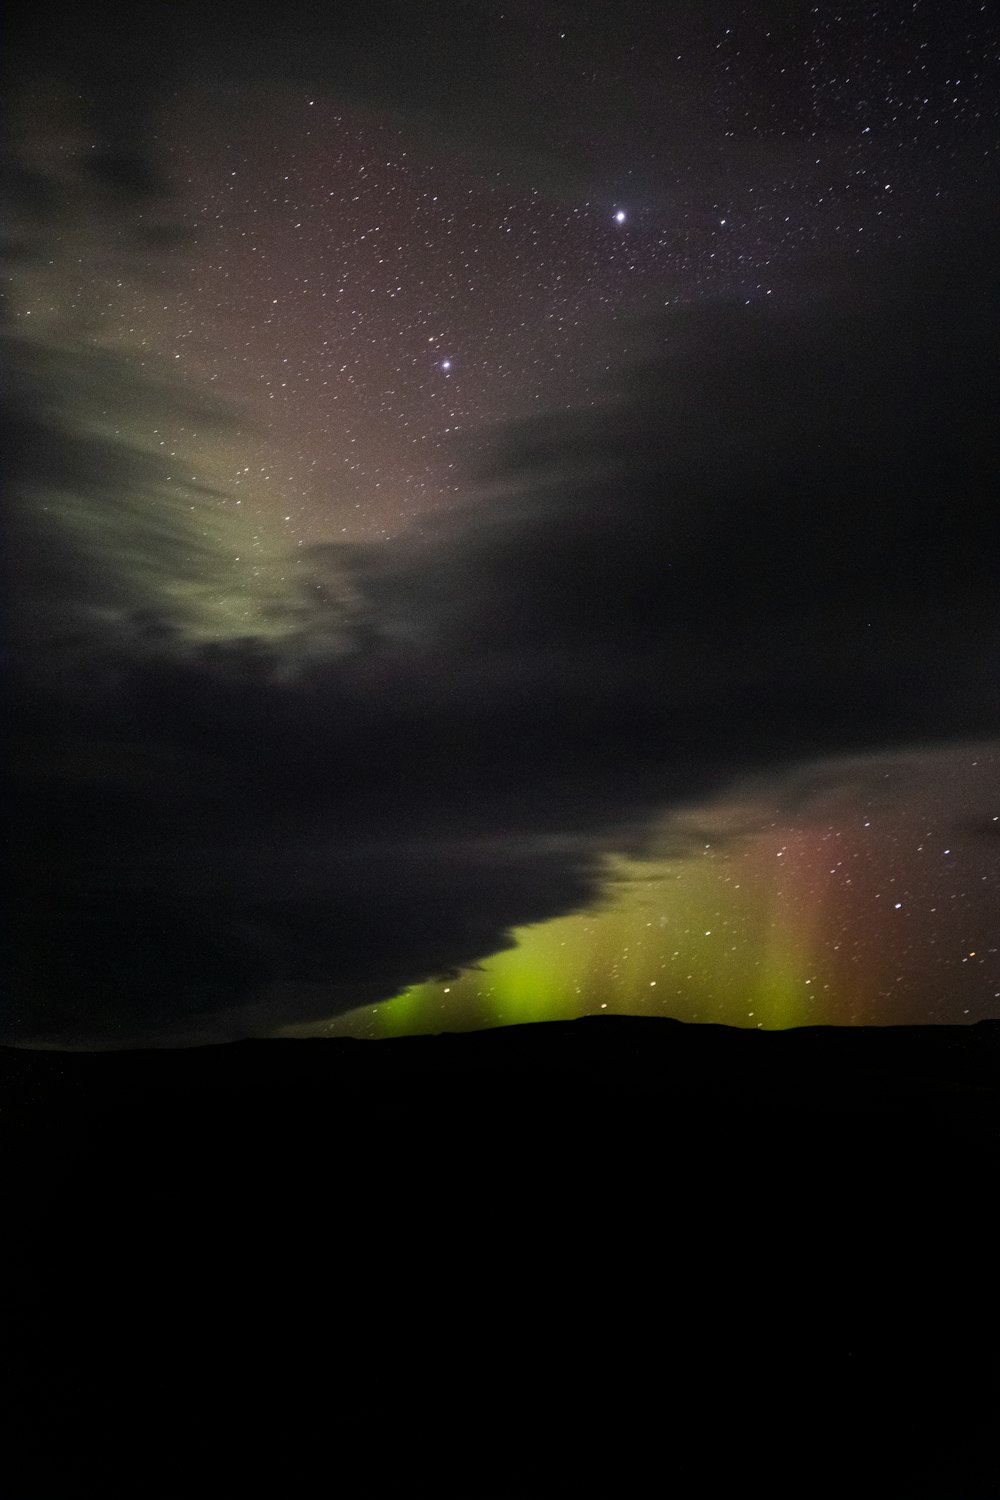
top-left (614, 210), bottom-right (626, 223)
top-left (441, 359), bottom-right (452, 370)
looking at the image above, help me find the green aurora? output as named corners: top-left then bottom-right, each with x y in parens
top-left (279, 763), bottom-right (999, 1039)
top-left (280, 851), bottom-right (832, 1039)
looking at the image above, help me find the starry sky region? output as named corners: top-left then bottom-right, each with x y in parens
top-left (4, 0), bottom-right (999, 1044)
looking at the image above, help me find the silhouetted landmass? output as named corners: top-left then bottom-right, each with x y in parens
top-left (5, 1017), bottom-right (999, 1496)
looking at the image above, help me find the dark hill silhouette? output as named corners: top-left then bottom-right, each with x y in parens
top-left (5, 1017), bottom-right (998, 1496)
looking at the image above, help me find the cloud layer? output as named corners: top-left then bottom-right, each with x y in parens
top-left (5, 216), bottom-right (998, 1046)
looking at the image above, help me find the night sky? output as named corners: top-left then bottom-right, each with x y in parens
top-left (4, 0), bottom-right (999, 1047)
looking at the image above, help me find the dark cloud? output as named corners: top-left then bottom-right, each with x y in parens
top-left (5, 2), bottom-right (513, 194)
top-left (11, 0), bottom-right (984, 213)
top-left (343, 230), bottom-right (999, 745)
top-left (5, 223), bottom-right (998, 1046)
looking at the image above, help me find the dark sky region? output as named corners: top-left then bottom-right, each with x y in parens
top-left (3, 0), bottom-right (999, 1048)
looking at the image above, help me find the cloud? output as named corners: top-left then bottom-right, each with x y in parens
top-left (8, 0), bottom-right (945, 211)
top-left (6, 228), bottom-right (999, 1046)
top-left (341, 229), bottom-right (999, 749)
top-left (1, 337), bottom-right (244, 668)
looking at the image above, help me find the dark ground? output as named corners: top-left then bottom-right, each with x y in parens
top-left (4, 1016), bottom-right (999, 1496)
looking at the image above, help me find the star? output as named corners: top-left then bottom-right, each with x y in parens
top-left (441, 359), bottom-right (452, 371)
top-left (614, 210), bottom-right (626, 224)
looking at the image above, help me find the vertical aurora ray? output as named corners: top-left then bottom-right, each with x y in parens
top-left (751, 837), bottom-right (829, 1030)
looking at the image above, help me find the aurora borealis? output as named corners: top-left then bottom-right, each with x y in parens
top-left (4, 0), bottom-right (999, 1047)
top-left (283, 745), bottom-right (1000, 1038)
